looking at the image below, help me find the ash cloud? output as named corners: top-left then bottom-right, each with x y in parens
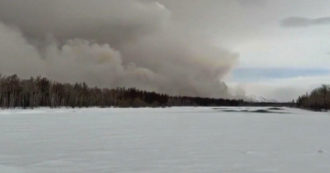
top-left (281, 16), bottom-right (330, 27)
top-left (0, 0), bottom-right (170, 47)
top-left (0, 0), bottom-right (238, 98)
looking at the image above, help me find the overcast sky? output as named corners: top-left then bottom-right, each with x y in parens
top-left (0, 0), bottom-right (329, 101)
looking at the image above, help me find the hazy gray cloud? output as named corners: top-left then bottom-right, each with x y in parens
top-left (0, 0), bottom-right (238, 98)
top-left (281, 17), bottom-right (330, 27)
top-left (0, 0), bottom-right (170, 47)
top-left (236, 0), bottom-right (266, 6)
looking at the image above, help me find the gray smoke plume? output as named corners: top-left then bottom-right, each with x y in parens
top-left (281, 16), bottom-right (330, 27)
top-left (0, 0), bottom-right (238, 98)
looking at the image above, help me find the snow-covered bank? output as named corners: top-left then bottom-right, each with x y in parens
top-left (0, 107), bottom-right (329, 173)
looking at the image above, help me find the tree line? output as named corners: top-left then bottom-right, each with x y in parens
top-left (297, 85), bottom-right (330, 111)
top-left (0, 74), bottom-right (246, 108)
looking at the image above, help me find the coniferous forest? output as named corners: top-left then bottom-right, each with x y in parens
top-left (297, 85), bottom-right (330, 111)
top-left (0, 74), bottom-right (248, 108)
top-left (2, 74), bottom-right (316, 109)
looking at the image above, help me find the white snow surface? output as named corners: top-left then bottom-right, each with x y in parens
top-left (0, 107), bottom-right (329, 173)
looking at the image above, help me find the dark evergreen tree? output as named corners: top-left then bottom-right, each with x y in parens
top-left (297, 85), bottom-right (330, 111)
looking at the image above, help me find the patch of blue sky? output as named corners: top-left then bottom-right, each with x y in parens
top-left (232, 67), bottom-right (330, 82)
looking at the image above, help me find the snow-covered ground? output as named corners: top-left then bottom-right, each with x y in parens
top-left (0, 107), bottom-right (329, 173)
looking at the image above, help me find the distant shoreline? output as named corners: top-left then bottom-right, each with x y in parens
top-left (0, 74), bottom-right (295, 109)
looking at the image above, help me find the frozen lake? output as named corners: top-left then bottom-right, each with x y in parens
top-left (0, 107), bottom-right (329, 173)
